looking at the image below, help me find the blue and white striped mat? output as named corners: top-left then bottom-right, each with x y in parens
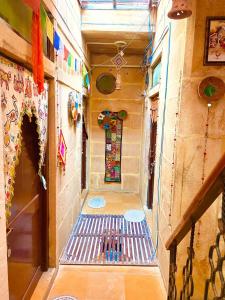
top-left (61, 214), bottom-right (157, 266)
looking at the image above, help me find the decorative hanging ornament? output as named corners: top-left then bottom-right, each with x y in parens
top-left (168, 0), bottom-right (192, 20)
top-left (68, 91), bottom-right (81, 125)
top-left (111, 53), bottom-right (127, 70)
top-left (198, 76), bottom-right (225, 102)
top-left (58, 130), bottom-right (67, 171)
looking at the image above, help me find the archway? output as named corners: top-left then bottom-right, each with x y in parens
top-left (7, 114), bottom-right (47, 300)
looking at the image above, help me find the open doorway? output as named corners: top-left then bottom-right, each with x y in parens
top-left (81, 115), bottom-right (88, 191)
top-left (7, 114), bottom-right (48, 300)
top-left (81, 95), bottom-right (88, 192)
top-left (148, 95), bottom-right (159, 209)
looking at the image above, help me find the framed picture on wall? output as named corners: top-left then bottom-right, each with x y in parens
top-left (204, 17), bottom-right (225, 65)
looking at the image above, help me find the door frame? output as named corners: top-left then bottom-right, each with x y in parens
top-left (148, 95), bottom-right (159, 209)
top-left (81, 116), bottom-right (88, 191)
top-left (6, 114), bottom-right (48, 299)
top-left (47, 79), bottom-right (57, 267)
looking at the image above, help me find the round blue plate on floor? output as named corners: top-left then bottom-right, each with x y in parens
top-left (124, 210), bottom-right (145, 222)
top-left (53, 297), bottom-right (78, 300)
top-left (88, 196), bottom-right (106, 209)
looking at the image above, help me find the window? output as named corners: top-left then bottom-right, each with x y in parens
top-left (80, 0), bottom-right (151, 10)
top-left (152, 60), bottom-right (161, 87)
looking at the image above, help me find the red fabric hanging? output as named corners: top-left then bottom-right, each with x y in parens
top-left (23, 0), bottom-right (40, 12)
top-left (32, 8), bottom-right (44, 94)
top-left (22, 0), bottom-right (44, 94)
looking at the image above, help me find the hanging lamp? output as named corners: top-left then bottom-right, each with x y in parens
top-left (168, 0), bottom-right (192, 20)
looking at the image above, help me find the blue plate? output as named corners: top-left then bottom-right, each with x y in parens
top-left (88, 197), bottom-right (106, 209)
top-left (124, 210), bottom-right (145, 222)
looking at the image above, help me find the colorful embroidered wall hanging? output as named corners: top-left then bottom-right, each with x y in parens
top-left (0, 56), bottom-right (48, 217)
top-left (98, 110), bottom-right (127, 183)
top-left (58, 129), bottom-right (67, 171)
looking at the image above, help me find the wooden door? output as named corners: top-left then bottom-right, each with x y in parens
top-left (81, 116), bottom-right (88, 191)
top-left (7, 115), bottom-right (47, 300)
top-left (148, 96), bottom-right (158, 209)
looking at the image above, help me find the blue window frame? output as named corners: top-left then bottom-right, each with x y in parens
top-left (152, 61), bottom-right (161, 87)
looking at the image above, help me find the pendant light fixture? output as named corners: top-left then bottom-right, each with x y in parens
top-left (168, 0), bottom-right (192, 20)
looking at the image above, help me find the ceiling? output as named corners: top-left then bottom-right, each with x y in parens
top-left (83, 30), bottom-right (151, 55)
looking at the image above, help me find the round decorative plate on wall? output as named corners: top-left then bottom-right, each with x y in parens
top-left (96, 73), bottom-right (116, 95)
top-left (198, 76), bottom-right (225, 102)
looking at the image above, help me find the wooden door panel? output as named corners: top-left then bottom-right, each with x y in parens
top-left (9, 117), bottom-right (40, 222)
top-left (7, 115), bottom-right (45, 300)
top-left (7, 195), bottom-right (41, 300)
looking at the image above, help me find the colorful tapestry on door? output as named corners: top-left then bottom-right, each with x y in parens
top-left (98, 110), bottom-right (127, 182)
top-left (0, 56), bottom-right (48, 218)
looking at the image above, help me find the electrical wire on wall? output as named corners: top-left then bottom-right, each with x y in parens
top-left (168, 71), bottom-right (182, 227)
top-left (201, 104), bottom-right (211, 185)
top-left (196, 103), bottom-right (211, 246)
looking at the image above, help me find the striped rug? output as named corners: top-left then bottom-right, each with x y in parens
top-left (60, 214), bottom-right (157, 266)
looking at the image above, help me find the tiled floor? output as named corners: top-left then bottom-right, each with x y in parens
top-left (32, 192), bottom-right (166, 300)
top-left (47, 265), bottom-right (166, 300)
top-left (82, 191), bottom-right (143, 215)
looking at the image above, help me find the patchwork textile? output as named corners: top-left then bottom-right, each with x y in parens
top-left (98, 110), bottom-right (127, 182)
top-left (0, 56), bottom-right (48, 217)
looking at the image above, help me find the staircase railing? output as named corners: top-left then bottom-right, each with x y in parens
top-left (166, 153), bottom-right (225, 300)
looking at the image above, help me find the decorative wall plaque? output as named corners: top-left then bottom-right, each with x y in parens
top-left (198, 76), bottom-right (225, 102)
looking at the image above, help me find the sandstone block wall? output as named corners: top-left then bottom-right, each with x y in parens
top-left (144, 0), bottom-right (225, 297)
top-left (56, 83), bottom-right (83, 257)
top-left (89, 55), bottom-right (144, 193)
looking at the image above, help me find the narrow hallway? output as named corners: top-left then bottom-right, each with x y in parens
top-left (46, 192), bottom-right (166, 300)
top-left (1, 0), bottom-right (225, 299)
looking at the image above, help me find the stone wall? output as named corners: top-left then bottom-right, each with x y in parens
top-left (141, 0), bottom-right (188, 286)
top-left (0, 2), bottom-right (88, 291)
top-left (53, 0), bottom-right (88, 258)
top-left (56, 84), bottom-right (83, 257)
top-left (144, 0), bottom-right (225, 297)
top-left (173, 0), bottom-right (225, 297)
top-left (89, 54), bottom-right (144, 193)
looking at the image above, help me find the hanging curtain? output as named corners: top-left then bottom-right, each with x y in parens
top-left (0, 56), bottom-right (48, 218)
top-left (22, 0), bottom-right (44, 94)
top-left (23, 0), bottom-right (40, 12)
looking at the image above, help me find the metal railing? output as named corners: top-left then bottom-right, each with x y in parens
top-left (166, 153), bottom-right (225, 300)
